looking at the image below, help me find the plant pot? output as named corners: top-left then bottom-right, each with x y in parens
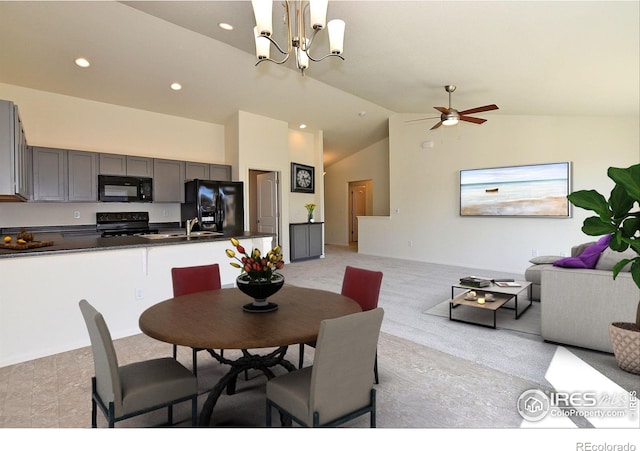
top-left (236, 273), bottom-right (284, 312)
top-left (609, 322), bottom-right (640, 375)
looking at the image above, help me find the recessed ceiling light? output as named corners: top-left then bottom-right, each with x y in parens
top-left (74, 57), bottom-right (90, 68)
top-left (299, 124), bottom-right (307, 129)
top-left (170, 82), bottom-right (182, 91)
top-left (218, 23), bottom-right (234, 31)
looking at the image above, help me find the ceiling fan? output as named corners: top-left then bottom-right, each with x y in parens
top-left (408, 85), bottom-right (499, 130)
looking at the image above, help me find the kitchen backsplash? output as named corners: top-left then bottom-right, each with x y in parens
top-left (0, 202), bottom-right (181, 228)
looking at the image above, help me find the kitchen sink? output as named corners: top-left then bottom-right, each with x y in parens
top-left (188, 231), bottom-right (224, 237)
top-left (141, 231), bottom-right (223, 240)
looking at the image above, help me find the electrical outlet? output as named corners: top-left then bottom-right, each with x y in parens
top-left (163, 209), bottom-right (169, 217)
top-left (135, 288), bottom-right (144, 300)
top-left (73, 210), bottom-right (80, 219)
top-left (408, 240), bottom-right (413, 247)
top-left (531, 249), bottom-right (538, 257)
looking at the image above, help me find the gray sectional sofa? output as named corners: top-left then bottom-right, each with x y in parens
top-left (536, 243), bottom-right (639, 353)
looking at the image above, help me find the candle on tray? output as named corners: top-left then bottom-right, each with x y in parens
top-left (477, 297), bottom-right (485, 304)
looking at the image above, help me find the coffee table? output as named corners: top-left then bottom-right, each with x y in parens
top-left (449, 280), bottom-right (533, 328)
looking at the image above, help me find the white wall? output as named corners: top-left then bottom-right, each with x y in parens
top-left (356, 114), bottom-right (639, 275)
top-left (224, 111), bottom-right (324, 262)
top-left (0, 83), bottom-right (225, 160)
top-left (324, 137), bottom-right (390, 245)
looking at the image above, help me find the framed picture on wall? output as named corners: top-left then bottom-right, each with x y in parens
top-left (459, 162), bottom-right (572, 217)
top-left (291, 162), bottom-right (315, 193)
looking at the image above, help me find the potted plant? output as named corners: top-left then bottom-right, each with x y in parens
top-left (567, 163), bottom-right (639, 374)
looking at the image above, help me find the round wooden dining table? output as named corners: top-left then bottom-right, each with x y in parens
top-left (139, 284), bottom-right (361, 426)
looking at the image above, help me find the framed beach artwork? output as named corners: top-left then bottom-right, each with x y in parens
top-left (459, 162), bottom-right (571, 217)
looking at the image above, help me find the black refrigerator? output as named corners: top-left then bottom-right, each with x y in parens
top-left (181, 180), bottom-right (244, 234)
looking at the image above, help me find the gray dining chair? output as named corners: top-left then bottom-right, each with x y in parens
top-left (79, 299), bottom-right (198, 427)
top-left (299, 265), bottom-right (383, 383)
top-left (266, 308), bottom-right (384, 427)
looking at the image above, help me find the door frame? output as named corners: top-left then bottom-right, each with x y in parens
top-left (249, 169), bottom-right (281, 248)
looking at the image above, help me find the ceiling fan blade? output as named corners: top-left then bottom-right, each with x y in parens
top-left (404, 116), bottom-right (440, 124)
top-left (459, 116), bottom-right (487, 125)
top-left (434, 106), bottom-right (449, 114)
top-left (458, 104), bottom-right (499, 115)
top-left (430, 121), bottom-right (443, 130)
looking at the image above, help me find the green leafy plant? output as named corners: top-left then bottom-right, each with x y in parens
top-left (567, 164), bottom-right (640, 325)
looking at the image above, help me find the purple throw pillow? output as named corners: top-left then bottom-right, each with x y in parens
top-left (553, 235), bottom-right (611, 269)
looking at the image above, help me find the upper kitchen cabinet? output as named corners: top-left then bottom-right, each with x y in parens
top-left (210, 164), bottom-right (232, 182)
top-left (32, 147), bottom-right (67, 201)
top-left (0, 100), bottom-right (30, 201)
top-left (185, 161), bottom-right (209, 181)
top-left (68, 150), bottom-right (98, 201)
top-left (153, 158), bottom-right (185, 202)
top-left (185, 162), bottom-right (232, 182)
top-left (99, 153), bottom-right (153, 177)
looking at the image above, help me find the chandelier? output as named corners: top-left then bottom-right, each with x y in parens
top-left (251, 0), bottom-right (345, 76)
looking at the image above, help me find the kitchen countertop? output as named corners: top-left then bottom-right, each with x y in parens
top-left (0, 230), bottom-right (272, 259)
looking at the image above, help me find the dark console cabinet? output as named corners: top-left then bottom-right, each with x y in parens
top-left (290, 222), bottom-right (323, 261)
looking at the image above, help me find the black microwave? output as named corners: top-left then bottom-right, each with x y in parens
top-left (98, 175), bottom-right (153, 202)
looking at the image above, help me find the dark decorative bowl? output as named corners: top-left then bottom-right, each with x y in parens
top-left (236, 273), bottom-right (284, 303)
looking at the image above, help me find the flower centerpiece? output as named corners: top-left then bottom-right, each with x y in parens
top-left (305, 203), bottom-right (316, 222)
top-left (226, 238), bottom-right (285, 311)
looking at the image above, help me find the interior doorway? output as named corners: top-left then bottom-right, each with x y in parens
top-left (249, 169), bottom-right (280, 247)
top-left (349, 181), bottom-right (370, 244)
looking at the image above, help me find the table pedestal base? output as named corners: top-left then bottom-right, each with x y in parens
top-left (199, 346), bottom-right (296, 426)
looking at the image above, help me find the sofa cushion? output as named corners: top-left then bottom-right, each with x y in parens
top-left (529, 256), bottom-right (563, 265)
top-left (595, 247), bottom-right (635, 272)
top-left (553, 235), bottom-right (610, 268)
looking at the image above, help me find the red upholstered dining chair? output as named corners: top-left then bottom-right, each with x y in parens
top-left (171, 263), bottom-right (222, 376)
top-left (299, 265), bottom-right (384, 383)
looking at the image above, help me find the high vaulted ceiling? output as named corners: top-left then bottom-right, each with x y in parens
top-left (0, 1), bottom-right (638, 167)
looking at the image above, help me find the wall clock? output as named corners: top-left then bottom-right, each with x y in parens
top-left (291, 162), bottom-right (315, 193)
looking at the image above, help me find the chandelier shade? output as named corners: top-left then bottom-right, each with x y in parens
top-left (251, 0), bottom-right (345, 75)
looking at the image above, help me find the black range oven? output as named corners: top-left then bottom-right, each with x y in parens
top-left (96, 212), bottom-right (158, 237)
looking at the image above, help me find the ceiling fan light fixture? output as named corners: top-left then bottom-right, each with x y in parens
top-left (442, 111), bottom-right (460, 126)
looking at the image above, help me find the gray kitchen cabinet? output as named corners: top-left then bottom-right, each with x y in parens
top-left (98, 153), bottom-right (127, 175)
top-left (127, 156), bottom-right (154, 177)
top-left (210, 164), bottom-right (232, 181)
top-left (153, 158), bottom-right (185, 202)
top-left (32, 147), bottom-right (67, 201)
top-left (185, 162), bottom-right (209, 181)
top-left (0, 100), bottom-right (30, 201)
top-left (68, 150), bottom-right (98, 201)
top-left (99, 153), bottom-right (153, 177)
top-left (185, 162), bottom-right (232, 182)
top-left (289, 222), bottom-right (323, 261)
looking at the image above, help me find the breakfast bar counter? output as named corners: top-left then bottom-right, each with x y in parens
top-left (0, 232), bottom-right (275, 368)
top-left (0, 230), bottom-right (271, 259)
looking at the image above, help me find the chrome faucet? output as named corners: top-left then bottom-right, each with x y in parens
top-left (186, 217), bottom-right (198, 237)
